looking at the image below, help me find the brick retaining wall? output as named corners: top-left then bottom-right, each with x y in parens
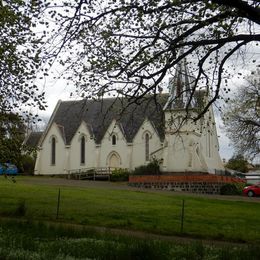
top-left (128, 174), bottom-right (245, 194)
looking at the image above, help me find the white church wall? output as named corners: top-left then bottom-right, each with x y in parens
top-left (199, 109), bottom-right (224, 173)
top-left (163, 133), bottom-right (207, 172)
top-left (35, 93), bottom-right (224, 175)
top-left (35, 123), bottom-right (66, 175)
top-left (163, 111), bottom-right (198, 172)
top-left (163, 110), bottom-right (224, 173)
top-left (99, 120), bottom-right (129, 169)
top-left (69, 121), bottom-right (96, 170)
top-left (132, 119), bottom-right (162, 170)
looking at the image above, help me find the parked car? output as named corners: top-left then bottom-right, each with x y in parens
top-left (243, 184), bottom-right (260, 197)
top-left (0, 163), bottom-right (18, 175)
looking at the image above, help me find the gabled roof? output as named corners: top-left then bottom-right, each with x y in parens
top-left (24, 131), bottom-right (43, 148)
top-left (50, 95), bottom-right (168, 145)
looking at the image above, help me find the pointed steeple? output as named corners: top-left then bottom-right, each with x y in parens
top-left (164, 50), bottom-right (195, 110)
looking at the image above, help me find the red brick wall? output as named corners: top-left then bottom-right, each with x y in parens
top-left (129, 174), bottom-right (245, 184)
top-left (128, 174), bottom-right (245, 194)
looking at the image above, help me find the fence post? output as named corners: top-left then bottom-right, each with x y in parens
top-left (180, 199), bottom-right (185, 233)
top-left (56, 188), bottom-right (61, 219)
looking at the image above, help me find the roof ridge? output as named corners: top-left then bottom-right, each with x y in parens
top-left (58, 93), bottom-right (169, 104)
top-left (47, 96), bottom-right (167, 145)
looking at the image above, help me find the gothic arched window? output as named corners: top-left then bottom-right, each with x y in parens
top-left (145, 133), bottom-right (150, 161)
top-left (51, 137), bottom-right (56, 165)
top-left (80, 136), bottom-right (85, 164)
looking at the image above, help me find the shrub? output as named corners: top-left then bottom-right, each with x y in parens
top-left (19, 154), bottom-right (35, 175)
top-left (131, 159), bottom-right (160, 175)
top-left (110, 168), bottom-right (129, 182)
top-left (234, 182), bottom-right (248, 194)
top-left (220, 183), bottom-right (240, 195)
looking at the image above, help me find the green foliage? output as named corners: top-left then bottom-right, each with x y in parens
top-left (223, 71), bottom-right (260, 160)
top-left (0, 2), bottom-right (46, 165)
top-left (234, 182), bottom-right (248, 194)
top-left (19, 154), bottom-right (36, 175)
top-left (0, 113), bottom-right (25, 166)
top-left (226, 154), bottom-right (249, 173)
top-left (131, 159), bottom-right (160, 175)
top-left (220, 183), bottom-right (240, 195)
top-left (220, 182), bottom-right (248, 196)
top-left (110, 168), bottom-right (129, 182)
top-left (0, 1), bottom-right (47, 113)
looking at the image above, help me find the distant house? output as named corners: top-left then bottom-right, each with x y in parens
top-left (245, 170), bottom-right (260, 184)
top-left (34, 62), bottom-right (224, 175)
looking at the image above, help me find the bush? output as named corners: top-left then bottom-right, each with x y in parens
top-left (131, 159), bottom-right (160, 176)
top-left (220, 183), bottom-right (240, 195)
top-left (110, 168), bottom-right (129, 182)
top-left (19, 154), bottom-right (35, 175)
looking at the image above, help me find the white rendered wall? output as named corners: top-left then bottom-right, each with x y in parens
top-left (162, 109), bottom-right (224, 173)
top-left (35, 123), bottom-right (66, 175)
top-left (199, 107), bottom-right (224, 173)
top-left (131, 119), bottom-right (162, 170)
top-left (69, 121), bottom-right (97, 170)
top-left (99, 120), bottom-right (129, 169)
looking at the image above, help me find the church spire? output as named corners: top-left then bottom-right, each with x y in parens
top-left (164, 50), bottom-right (195, 110)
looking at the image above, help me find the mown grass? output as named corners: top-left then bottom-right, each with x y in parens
top-left (1, 220), bottom-right (260, 260)
top-left (0, 176), bottom-right (260, 243)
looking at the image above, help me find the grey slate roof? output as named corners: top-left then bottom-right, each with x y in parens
top-left (24, 131), bottom-right (43, 148)
top-left (52, 95), bottom-right (168, 145)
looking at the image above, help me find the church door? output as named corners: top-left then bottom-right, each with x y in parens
top-left (109, 153), bottom-right (120, 168)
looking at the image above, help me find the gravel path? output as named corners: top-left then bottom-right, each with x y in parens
top-left (18, 176), bottom-right (260, 203)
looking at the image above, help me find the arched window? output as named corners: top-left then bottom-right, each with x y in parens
top-left (208, 132), bottom-right (211, 158)
top-left (80, 136), bottom-right (85, 164)
top-left (51, 137), bottom-right (56, 165)
top-left (112, 134), bottom-right (117, 145)
top-left (145, 133), bottom-right (150, 161)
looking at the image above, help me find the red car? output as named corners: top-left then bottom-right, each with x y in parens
top-left (243, 184), bottom-right (260, 197)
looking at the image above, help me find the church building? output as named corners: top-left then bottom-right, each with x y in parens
top-left (34, 63), bottom-right (224, 175)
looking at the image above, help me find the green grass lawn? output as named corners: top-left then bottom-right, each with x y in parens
top-left (0, 176), bottom-right (260, 243)
top-left (1, 220), bottom-right (260, 260)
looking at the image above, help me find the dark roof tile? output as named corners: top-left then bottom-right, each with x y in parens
top-left (24, 131), bottom-right (43, 148)
top-left (52, 95), bottom-right (168, 145)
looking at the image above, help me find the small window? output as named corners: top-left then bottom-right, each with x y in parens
top-left (112, 134), bottom-right (116, 145)
top-left (145, 133), bottom-right (150, 161)
top-left (51, 137), bottom-right (56, 165)
top-left (80, 136), bottom-right (85, 164)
